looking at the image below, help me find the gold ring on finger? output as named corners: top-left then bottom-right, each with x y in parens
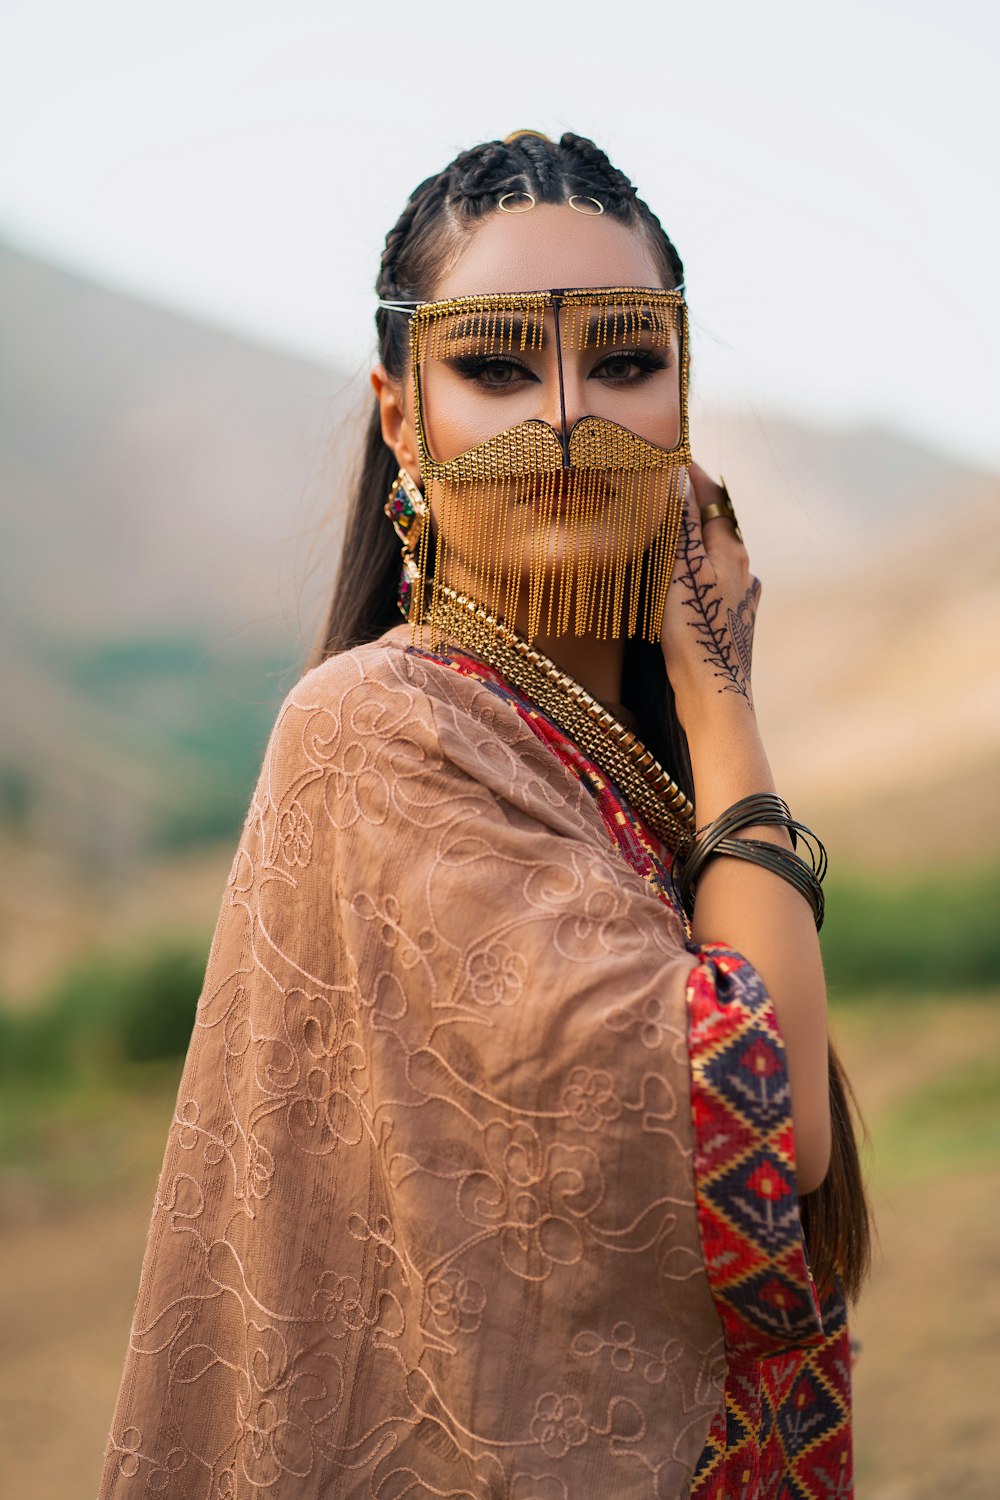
top-left (699, 479), bottom-right (744, 543)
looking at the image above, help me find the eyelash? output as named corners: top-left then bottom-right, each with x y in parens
top-left (447, 349), bottom-right (669, 389)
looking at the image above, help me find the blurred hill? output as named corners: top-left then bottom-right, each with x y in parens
top-left (1, 236), bottom-right (997, 996)
top-left (0, 237), bottom-right (362, 640)
top-left (0, 237), bottom-right (360, 873)
top-left (690, 406), bottom-right (1000, 868)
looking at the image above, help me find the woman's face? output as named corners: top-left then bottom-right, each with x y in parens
top-left (416, 203), bottom-right (681, 461)
top-left (387, 202), bottom-right (688, 639)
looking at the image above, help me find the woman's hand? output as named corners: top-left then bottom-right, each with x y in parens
top-left (660, 461), bottom-right (762, 733)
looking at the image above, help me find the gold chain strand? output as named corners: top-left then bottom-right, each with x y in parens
top-left (427, 586), bottom-right (696, 854)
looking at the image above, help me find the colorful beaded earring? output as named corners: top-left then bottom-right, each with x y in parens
top-left (383, 466), bottom-right (428, 619)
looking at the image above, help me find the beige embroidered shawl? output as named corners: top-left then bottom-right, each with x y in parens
top-left (100, 631), bottom-right (726, 1499)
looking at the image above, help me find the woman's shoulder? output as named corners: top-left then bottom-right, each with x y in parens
top-left (274, 628), bottom-right (600, 838)
top-left (257, 626), bottom-right (519, 785)
top-left (286, 625), bottom-right (416, 707)
top-left (247, 630), bottom-right (477, 834)
top-left (283, 624), bottom-right (513, 733)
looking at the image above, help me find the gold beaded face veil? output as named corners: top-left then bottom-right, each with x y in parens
top-left (384, 285), bottom-right (691, 645)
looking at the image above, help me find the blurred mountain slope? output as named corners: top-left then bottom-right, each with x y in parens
top-left (1, 235), bottom-right (361, 641)
top-left (687, 402), bottom-right (999, 864)
top-left (746, 473), bottom-right (1000, 866)
top-left (1, 236), bottom-right (361, 886)
top-left (1, 237), bottom-right (996, 958)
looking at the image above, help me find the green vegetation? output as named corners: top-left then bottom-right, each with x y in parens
top-left (0, 936), bottom-right (209, 1082)
top-left (820, 861), bottom-right (1000, 999)
top-left (0, 1063), bottom-right (182, 1204)
top-left (52, 633), bottom-right (295, 850)
top-left (874, 1048), bottom-right (1000, 1181)
top-left (1, 859), bottom-right (997, 1209)
top-left (0, 765), bottom-right (32, 830)
top-left (0, 938), bottom-right (204, 1205)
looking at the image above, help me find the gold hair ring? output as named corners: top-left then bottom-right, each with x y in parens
top-left (497, 190), bottom-right (537, 214)
top-left (503, 129), bottom-right (552, 145)
top-left (567, 194), bottom-right (605, 216)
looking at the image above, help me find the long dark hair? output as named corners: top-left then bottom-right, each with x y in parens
top-left (307, 131), bottom-right (871, 1303)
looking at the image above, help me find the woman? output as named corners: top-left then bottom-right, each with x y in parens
top-left (101, 131), bottom-right (870, 1499)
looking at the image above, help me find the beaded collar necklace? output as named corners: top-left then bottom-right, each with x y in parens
top-left (427, 586), bottom-right (696, 855)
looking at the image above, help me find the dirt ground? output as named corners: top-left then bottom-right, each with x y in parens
top-left (834, 998), bottom-right (1000, 1498)
top-left (1, 998), bottom-right (997, 1499)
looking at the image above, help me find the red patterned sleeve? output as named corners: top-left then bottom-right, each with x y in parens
top-left (685, 941), bottom-right (826, 1361)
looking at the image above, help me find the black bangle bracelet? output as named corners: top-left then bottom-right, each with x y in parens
top-left (705, 836), bottom-right (826, 930)
top-left (676, 792), bottom-right (828, 930)
top-left (693, 792), bottom-right (796, 845)
top-left (679, 794), bottom-right (795, 913)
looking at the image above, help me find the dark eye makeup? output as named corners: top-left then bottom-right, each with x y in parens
top-left (446, 349), bottom-right (671, 391)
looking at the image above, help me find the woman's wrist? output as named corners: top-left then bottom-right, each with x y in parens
top-left (681, 707), bottom-right (798, 849)
top-left (681, 691), bottom-right (767, 783)
top-left (674, 686), bottom-right (758, 743)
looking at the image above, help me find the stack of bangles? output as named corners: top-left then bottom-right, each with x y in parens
top-left (675, 793), bottom-right (829, 930)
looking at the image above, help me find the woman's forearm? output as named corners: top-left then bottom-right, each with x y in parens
top-left (684, 702), bottom-right (831, 1194)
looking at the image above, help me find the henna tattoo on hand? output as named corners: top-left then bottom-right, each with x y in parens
top-left (675, 515), bottom-right (759, 704)
top-left (727, 581), bottom-right (760, 682)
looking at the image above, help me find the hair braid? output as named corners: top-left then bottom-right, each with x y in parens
top-left (378, 170), bottom-right (454, 298)
top-left (515, 134), bottom-right (563, 198)
top-left (376, 168), bottom-right (458, 374)
top-left (557, 132), bottom-right (636, 208)
top-left (452, 141), bottom-right (516, 200)
top-left (559, 133), bottom-right (685, 289)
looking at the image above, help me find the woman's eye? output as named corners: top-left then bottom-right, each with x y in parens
top-left (479, 361), bottom-right (522, 386)
top-left (449, 356), bottom-right (534, 388)
top-left (593, 351), bottom-right (668, 384)
top-left (446, 350), bottom-right (667, 389)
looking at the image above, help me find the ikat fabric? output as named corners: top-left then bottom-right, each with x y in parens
top-left (101, 629), bottom-right (850, 1499)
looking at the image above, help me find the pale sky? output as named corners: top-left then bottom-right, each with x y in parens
top-left (2, 0), bottom-right (998, 470)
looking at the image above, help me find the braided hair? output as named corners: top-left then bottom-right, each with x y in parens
top-left (375, 132), bottom-right (685, 383)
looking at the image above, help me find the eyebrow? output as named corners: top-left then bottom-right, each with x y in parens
top-left (435, 312), bottom-right (534, 349)
top-left (567, 305), bottom-right (676, 346)
top-left (433, 305), bottom-right (675, 354)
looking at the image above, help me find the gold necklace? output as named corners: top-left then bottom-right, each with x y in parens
top-left (426, 587), bottom-right (696, 855)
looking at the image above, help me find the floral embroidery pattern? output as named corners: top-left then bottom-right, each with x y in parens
top-left (278, 799), bottom-right (313, 866)
top-left (468, 939), bottom-right (528, 1006)
top-left (605, 991), bottom-right (674, 1050)
top-left (561, 1066), bottom-right (622, 1131)
top-left (427, 1268), bottom-right (488, 1335)
top-left (101, 639), bottom-right (852, 1500)
top-left (572, 1322), bottom-right (684, 1384)
top-left (530, 1393), bottom-right (589, 1459)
